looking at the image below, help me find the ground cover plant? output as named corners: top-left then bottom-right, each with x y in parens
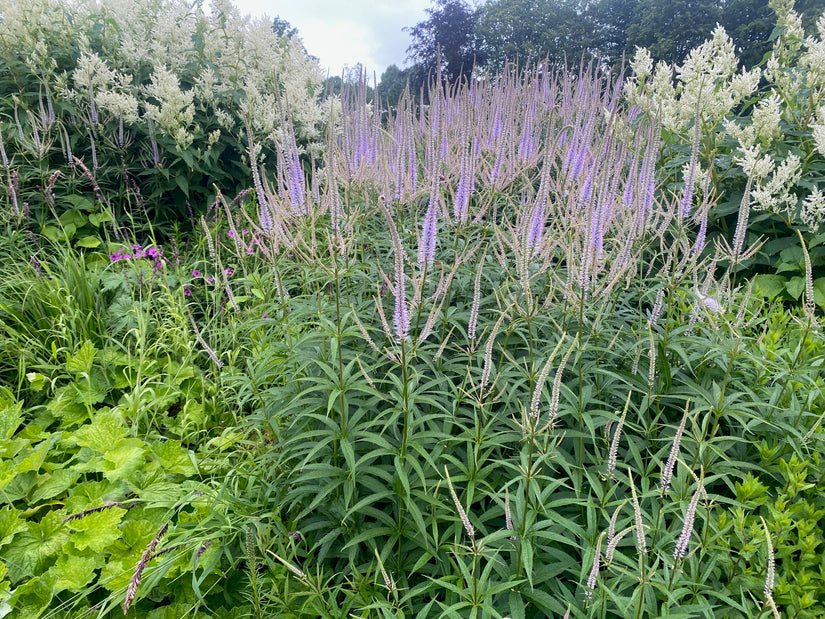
top-left (1, 0), bottom-right (825, 617)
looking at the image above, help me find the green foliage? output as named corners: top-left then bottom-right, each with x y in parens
top-left (0, 0), bottom-right (327, 231)
top-left (2, 2), bottom-right (825, 617)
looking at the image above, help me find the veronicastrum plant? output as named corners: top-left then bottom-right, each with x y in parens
top-left (1, 1), bottom-right (824, 617)
top-left (158, 55), bottom-right (825, 618)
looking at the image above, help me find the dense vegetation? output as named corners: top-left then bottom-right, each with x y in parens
top-left (381, 0), bottom-right (825, 95)
top-left (1, 0), bottom-right (825, 617)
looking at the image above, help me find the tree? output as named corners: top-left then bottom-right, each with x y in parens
top-left (719, 0), bottom-right (774, 68)
top-left (272, 16), bottom-right (298, 39)
top-left (377, 64), bottom-right (410, 108)
top-left (589, 0), bottom-right (642, 66)
top-left (474, 0), bottom-right (595, 73)
top-left (624, 0), bottom-right (724, 65)
top-left (405, 0), bottom-right (483, 81)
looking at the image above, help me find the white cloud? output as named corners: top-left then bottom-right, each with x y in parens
top-left (231, 0), bottom-right (432, 76)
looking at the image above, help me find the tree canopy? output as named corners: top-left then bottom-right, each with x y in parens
top-left (383, 0), bottom-right (825, 98)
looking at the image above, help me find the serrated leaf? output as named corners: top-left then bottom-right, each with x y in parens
top-left (66, 341), bottom-right (98, 374)
top-left (102, 438), bottom-right (146, 483)
top-left (0, 507), bottom-right (26, 548)
top-left (0, 399), bottom-right (22, 440)
top-left (69, 377), bottom-right (108, 406)
top-left (49, 554), bottom-right (98, 593)
top-left (67, 507), bottom-right (126, 553)
top-left (6, 575), bottom-right (52, 616)
top-left (0, 461), bottom-right (16, 493)
top-left (151, 440), bottom-right (195, 476)
top-left (30, 469), bottom-right (81, 503)
top-left (72, 413), bottom-right (127, 453)
top-left (15, 439), bottom-right (52, 475)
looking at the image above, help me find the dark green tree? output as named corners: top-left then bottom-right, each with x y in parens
top-left (719, 0), bottom-right (774, 68)
top-left (625, 0), bottom-right (724, 65)
top-left (475, 0), bottom-right (595, 72)
top-left (588, 0), bottom-right (642, 66)
top-left (377, 64), bottom-right (410, 108)
top-left (405, 0), bottom-right (484, 81)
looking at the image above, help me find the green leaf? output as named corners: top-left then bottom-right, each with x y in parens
top-left (67, 507), bottom-right (126, 553)
top-left (752, 274), bottom-right (786, 299)
top-left (66, 341), bottom-right (98, 374)
top-left (15, 439), bottom-right (53, 475)
top-left (786, 276), bottom-right (805, 300)
top-left (0, 507), bottom-right (26, 548)
top-left (175, 175), bottom-right (189, 195)
top-left (30, 469), bottom-right (81, 503)
top-left (49, 554), bottom-right (98, 593)
top-left (151, 440), bottom-right (196, 476)
top-left (102, 438), bottom-right (146, 483)
top-left (814, 278), bottom-right (825, 308)
top-left (72, 413), bottom-right (127, 452)
top-left (88, 211), bottom-right (112, 227)
top-left (0, 399), bottom-right (22, 440)
top-left (6, 575), bottom-right (53, 616)
top-left (76, 236), bottom-right (101, 248)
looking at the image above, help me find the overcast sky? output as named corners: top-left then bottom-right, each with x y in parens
top-left (232, 0), bottom-right (434, 78)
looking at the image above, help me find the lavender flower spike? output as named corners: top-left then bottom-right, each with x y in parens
top-left (674, 481), bottom-right (704, 561)
top-left (393, 249), bottom-right (410, 342)
top-left (585, 532), bottom-right (605, 600)
top-left (418, 197), bottom-right (438, 271)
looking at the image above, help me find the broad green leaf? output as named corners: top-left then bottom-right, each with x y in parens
top-left (0, 399), bottom-right (22, 440)
top-left (15, 438), bottom-right (53, 475)
top-left (0, 507), bottom-right (26, 548)
top-left (49, 554), bottom-right (98, 593)
top-left (72, 413), bottom-right (127, 452)
top-left (786, 276), bottom-right (805, 300)
top-left (67, 506), bottom-right (126, 553)
top-left (5, 513), bottom-right (69, 582)
top-left (151, 440), bottom-right (196, 476)
top-left (5, 575), bottom-right (53, 616)
top-left (66, 341), bottom-right (98, 374)
top-left (76, 236), bottom-right (101, 248)
top-left (88, 212), bottom-right (112, 227)
top-left (30, 469), bottom-right (81, 503)
top-left (69, 377), bottom-right (108, 406)
top-left (0, 461), bottom-right (16, 493)
top-left (751, 274), bottom-right (786, 299)
top-left (102, 438), bottom-right (146, 483)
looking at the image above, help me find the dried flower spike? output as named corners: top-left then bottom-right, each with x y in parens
top-left (445, 466), bottom-right (475, 539)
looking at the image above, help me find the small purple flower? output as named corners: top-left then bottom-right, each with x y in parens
top-left (206, 276), bottom-right (215, 283)
top-left (262, 314), bottom-right (268, 319)
top-left (192, 270), bottom-right (201, 277)
top-left (132, 244), bottom-right (141, 251)
top-left (227, 230), bottom-right (235, 238)
top-left (224, 268), bottom-right (234, 276)
top-left (183, 285), bottom-right (192, 297)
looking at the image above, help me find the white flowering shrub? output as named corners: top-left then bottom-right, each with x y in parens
top-left (0, 0), bottom-right (326, 226)
top-left (626, 0), bottom-right (825, 305)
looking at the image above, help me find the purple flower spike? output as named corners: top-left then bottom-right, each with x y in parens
top-left (418, 194), bottom-right (439, 270)
top-left (393, 253), bottom-right (410, 342)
